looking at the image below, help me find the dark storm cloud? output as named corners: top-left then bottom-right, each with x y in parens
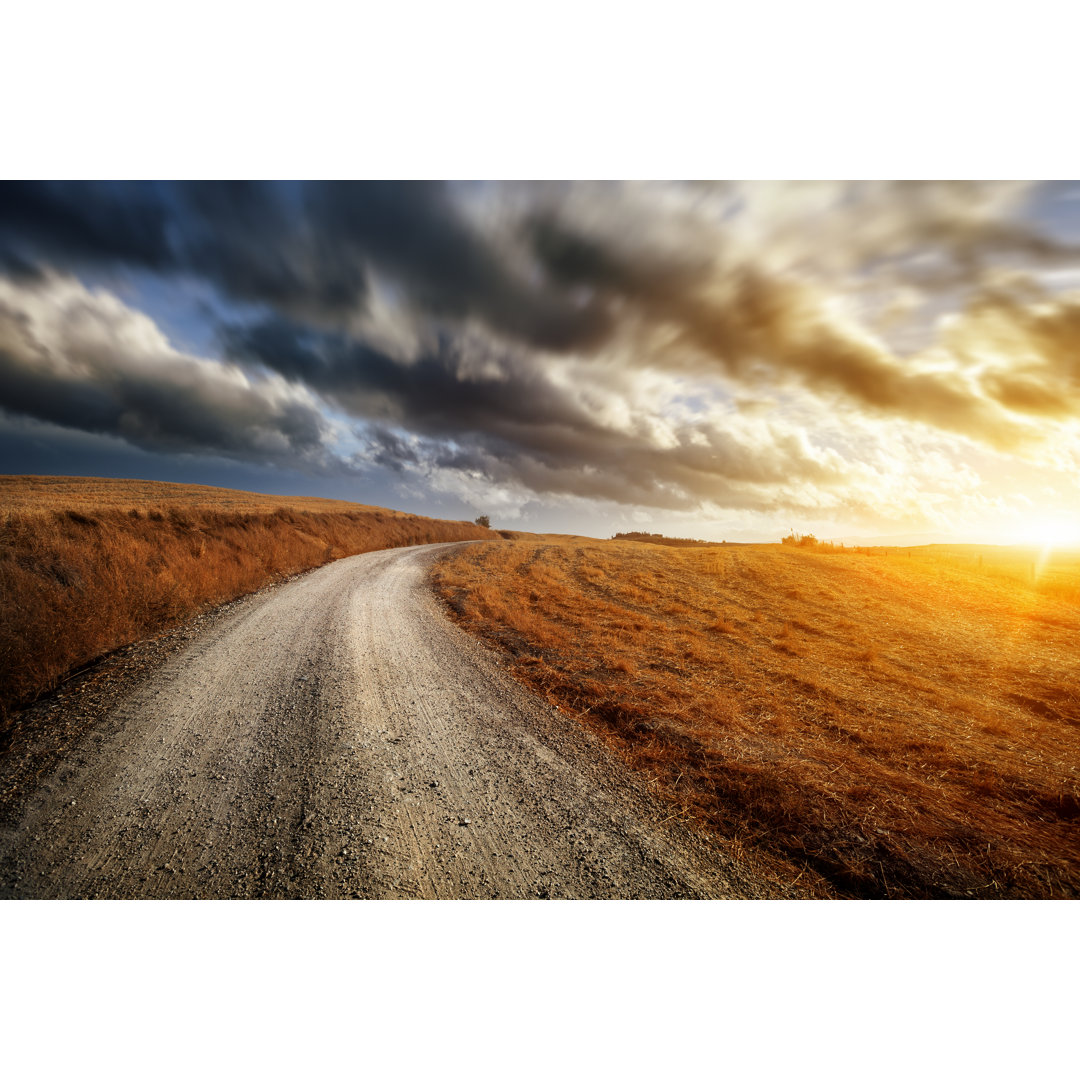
top-left (5, 181), bottom-right (1080, 518)
top-left (3, 181), bottom-right (1074, 452)
top-left (0, 181), bottom-right (366, 320)
top-left (0, 181), bottom-right (610, 348)
top-left (0, 261), bottom-right (852, 512)
top-left (527, 208), bottom-right (706, 304)
top-left (0, 274), bottom-right (337, 469)
top-left (0, 181), bottom-right (174, 267)
top-left (224, 316), bottom-right (852, 511)
top-left (223, 317), bottom-right (600, 437)
top-left (364, 428), bottom-right (844, 514)
top-left (520, 181), bottom-right (1080, 448)
top-left (306, 182), bottom-right (611, 350)
top-left (525, 212), bottom-right (1034, 449)
top-left (175, 181), bottom-right (368, 317)
top-left (367, 426), bottom-right (421, 472)
top-left (0, 248), bottom-right (46, 281)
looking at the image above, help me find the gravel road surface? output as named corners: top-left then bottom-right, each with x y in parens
top-left (0, 543), bottom-right (773, 899)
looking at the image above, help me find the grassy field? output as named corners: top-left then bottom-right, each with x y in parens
top-left (0, 476), bottom-right (493, 721)
top-left (433, 538), bottom-right (1080, 898)
top-left (0, 475), bottom-right (414, 515)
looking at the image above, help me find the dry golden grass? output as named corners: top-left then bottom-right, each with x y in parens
top-left (0, 476), bottom-right (494, 720)
top-left (433, 538), bottom-right (1080, 899)
top-left (0, 475), bottom-right (401, 516)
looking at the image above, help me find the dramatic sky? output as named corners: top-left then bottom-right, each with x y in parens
top-left (3, 180), bottom-right (1080, 542)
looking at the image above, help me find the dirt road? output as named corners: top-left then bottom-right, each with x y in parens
top-left (0, 543), bottom-right (773, 899)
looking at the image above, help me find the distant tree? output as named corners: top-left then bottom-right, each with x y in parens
top-left (475, 515), bottom-right (491, 529)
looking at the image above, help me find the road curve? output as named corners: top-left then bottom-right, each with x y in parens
top-left (0, 542), bottom-right (764, 899)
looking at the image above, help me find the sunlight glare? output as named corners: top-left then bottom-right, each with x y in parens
top-left (1011, 515), bottom-right (1080, 551)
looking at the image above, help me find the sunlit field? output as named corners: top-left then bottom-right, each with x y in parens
top-left (0, 476), bottom-right (492, 721)
top-left (433, 538), bottom-right (1080, 899)
top-left (0, 475), bottom-right (406, 516)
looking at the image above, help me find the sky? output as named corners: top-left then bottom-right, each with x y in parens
top-left (2, 180), bottom-right (1080, 543)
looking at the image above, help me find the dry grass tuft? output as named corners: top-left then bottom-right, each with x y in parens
top-left (0, 476), bottom-right (494, 721)
top-left (433, 537), bottom-right (1080, 899)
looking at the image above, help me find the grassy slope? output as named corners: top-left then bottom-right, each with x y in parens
top-left (433, 538), bottom-right (1080, 899)
top-left (0, 476), bottom-right (495, 719)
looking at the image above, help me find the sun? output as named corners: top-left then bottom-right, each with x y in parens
top-left (1010, 514), bottom-right (1080, 551)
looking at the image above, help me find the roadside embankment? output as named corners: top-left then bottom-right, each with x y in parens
top-left (0, 475), bottom-right (495, 721)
